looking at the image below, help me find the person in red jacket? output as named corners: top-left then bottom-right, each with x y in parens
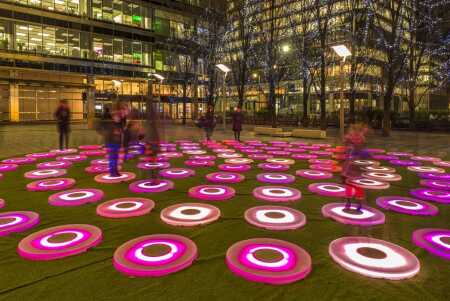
top-left (231, 107), bottom-right (244, 141)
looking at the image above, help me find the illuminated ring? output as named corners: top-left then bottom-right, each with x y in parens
top-left (113, 234), bottom-right (197, 277)
top-left (310, 164), bottom-right (342, 173)
top-left (329, 236), bottom-right (420, 280)
top-left (361, 166), bottom-right (396, 173)
top-left (218, 164), bottom-right (251, 172)
top-left (308, 183), bottom-right (354, 198)
top-left (27, 178), bottom-right (76, 192)
top-left (258, 163), bottom-right (289, 172)
top-left (413, 228), bottom-right (450, 260)
top-left (420, 180), bottom-right (450, 191)
top-left (212, 148), bottom-right (235, 153)
top-left (50, 148), bottom-right (78, 154)
top-left (371, 154), bottom-right (398, 161)
top-left (434, 161), bottom-right (450, 168)
top-left (364, 148), bottom-right (385, 154)
top-left (410, 188), bottom-right (450, 204)
top-left (249, 154), bottom-right (273, 160)
top-left (91, 159), bottom-right (113, 165)
top-left (346, 177), bottom-right (390, 190)
top-left (302, 146), bottom-right (320, 151)
top-left (226, 238), bottom-right (312, 285)
top-left (96, 198), bottom-right (155, 218)
top-left (410, 156), bottom-right (441, 162)
top-left (266, 158), bottom-right (295, 165)
top-left (94, 172), bottom-right (136, 184)
top-left (183, 150), bottom-right (207, 155)
top-left (351, 160), bottom-right (380, 166)
top-left (140, 156), bottom-right (169, 162)
top-left (26, 152), bottom-right (56, 159)
top-left (288, 148), bottom-right (306, 153)
top-left (292, 153), bottom-right (318, 160)
top-left (129, 180), bottom-right (174, 193)
top-left (80, 150), bottom-right (107, 156)
top-left (0, 199), bottom-right (4, 209)
top-left (157, 152), bottom-right (183, 159)
top-left (159, 168), bottom-right (195, 179)
top-left (224, 158), bottom-right (254, 165)
top-left (241, 149), bottom-right (263, 154)
top-left (322, 203), bottom-right (385, 226)
top-left (206, 172), bottom-right (245, 184)
top-left (0, 211), bottom-right (39, 236)
top-left (389, 160), bottom-right (420, 167)
top-left (161, 203), bottom-right (220, 227)
top-left (253, 186), bottom-right (301, 202)
top-left (407, 166), bottom-right (445, 174)
top-left (295, 169), bottom-right (333, 180)
top-left (184, 160), bottom-right (215, 167)
top-left (190, 155), bottom-right (216, 161)
top-left (418, 172), bottom-right (450, 181)
top-left (56, 155), bottom-right (87, 162)
top-left (245, 206), bottom-right (306, 231)
top-left (137, 162), bottom-right (170, 170)
top-left (24, 169), bottom-right (67, 179)
top-left (310, 150), bottom-right (333, 157)
top-left (48, 188), bottom-right (104, 207)
top-left (362, 172), bottom-right (402, 182)
top-left (376, 196), bottom-right (438, 216)
top-left (2, 157), bottom-right (36, 165)
top-left (79, 145), bottom-right (103, 150)
top-left (17, 224), bottom-right (102, 261)
top-left (188, 185), bottom-right (235, 201)
top-left (267, 151), bottom-right (291, 156)
top-left (309, 159), bottom-right (337, 165)
top-left (85, 165), bottom-right (122, 174)
top-left (218, 153), bottom-right (243, 159)
top-left (256, 173), bottom-right (295, 184)
top-left (0, 164), bottom-right (18, 172)
top-left (37, 161), bottom-right (72, 169)
top-left (387, 152), bottom-right (413, 157)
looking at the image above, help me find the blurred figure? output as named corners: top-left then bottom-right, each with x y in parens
top-left (231, 106), bottom-right (244, 141)
top-left (123, 108), bottom-right (143, 160)
top-left (199, 105), bottom-right (216, 141)
top-left (54, 99), bottom-right (70, 150)
top-left (144, 98), bottom-right (161, 183)
top-left (341, 123), bottom-right (370, 211)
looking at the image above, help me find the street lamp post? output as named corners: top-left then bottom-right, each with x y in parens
top-left (151, 73), bottom-right (164, 120)
top-left (331, 45), bottom-right (351, 141)
top-left (216, 64), bottom-right (231, 131)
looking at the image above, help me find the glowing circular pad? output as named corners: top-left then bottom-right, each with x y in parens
top-left (410, 188), bottom-right (450, 204)
top-left (188, 185), bottom-right (235, 201)
top-left (245, 206), bottom-right (306, 230)
top-left (96, 198), bottom-right (155, 218)
top-left (48, 188), bottom-right (104, 206)
top-left (376, 196), bottom-right (438, 216)
top-left (129, 180), bottom-right (174, 193)
top-left (27, 178), bottom-right (76, 191)
top-left (94, 172), bottom-right (136, 184)
top-left (256, 173), bottom-right (295, 184)
top-left (205, 172), bottom-right (245, 184)
top-left (0, 211), bottom-right (39, 236)
top-left (24, 169), bottom-right (67, 179)
top-left (322, 203), bottom-right (385, 226)
top-left (160, 203), bottom-right (220, 227)
top-left (159, 168), bottom-right (195, 179)
top-left (412, 228), bottom-right (450, 260)
top-left (253, 186), bottom-right (301, 202)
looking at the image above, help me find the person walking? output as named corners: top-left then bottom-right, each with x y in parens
top-left (231, 106), bottom-right (244, 141)
top-left (54, 100), bottom-right (70, 150)
top-left (201, 105), bottom-right (216, 141)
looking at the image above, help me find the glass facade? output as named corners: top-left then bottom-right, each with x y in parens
top-left (6, 0), bottom-right (87, 16)
top-left (91, 0), bottom-right (152, 29)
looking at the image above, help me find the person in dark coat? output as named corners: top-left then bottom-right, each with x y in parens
top-left (201, 105), bottom-right (216, 141)
top-left (231, 106), bottom-right (244, 141)
top-left (54, 100), bottom-right (70, 150)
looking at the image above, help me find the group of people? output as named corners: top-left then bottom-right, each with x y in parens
top-left (197, 106), bottom-right (244, 142)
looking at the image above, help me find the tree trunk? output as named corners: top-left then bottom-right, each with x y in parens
top-left (408, 87), bottom-right (416, 129)
top-left (349, 89), bottom-right (356, 124)
top-left (302, 75), bottom-right (309, 126)
top-left (182, 82), bottom-right (187, 125)
top-left (319, 53), bottom-right (327, 130)
top-left (382, 84), bottom-right (394, 137)
top-left (269, 77), bottom-right (276, 128)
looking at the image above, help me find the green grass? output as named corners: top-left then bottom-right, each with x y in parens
top-left (0, 150), bottom-right (449, 301)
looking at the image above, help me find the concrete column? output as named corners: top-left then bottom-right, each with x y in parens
top-left (9, 71), bottom-right (19, 122)
top-left (86, 74), bottom-right (95, 128)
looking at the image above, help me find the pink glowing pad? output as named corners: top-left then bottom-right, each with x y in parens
top-left (245, 206), bottom-right (306, 230)
top-left (80, 150), bottom-right (107, 156)
top-left (183, 150), bottom-right (207, 155)
top-left (309, 159), bottom-right (337, 165)
top-left (26, 152), bottom-right (56, 159)
top-left (267, 151), bottom-right (291, 156)
top-left (113, 234), bottom-right (197, 277)
top-left (407, 166), bottom-right (446, 174)
top-left (350, 160), bottom-right (380, 167)
top-left (266, 158), bottom-right (295, 165)
top-left (0, 211), bottom-right (39, 236)
top-left (376, 196), bottom-right (438, 216)
top-left (56, 155), bottom-right (87, 162)
top-left (189, 155), bottom-right (216, 161)
top-left (184, 160), bottom-right (215, 168)
top-left (79, 145), bottom-right (103, 150)
top-left (137, 162), bottom-right (170, 170)
top-left (0, 163), bottom-right (18, 172)
top-left (434, 161), bottom-right (450, 168)
top-left (371, 154), bottom-right (398, 161)
top-left (96, 198), bottom-right (155, 218)
top-left (418, 172), bottom-right (450, 181)
top-left (310, 164), bottom-right (342, 173)
top-left (308, 183), bottom-right (355, 198)
top-left (410, 156), bottom-right (441, 162)
top-left (206, 172), bottom-right (245, 184)
top-left (226, 238), bottom-right (312, 285)
top-left (27, 178), bottom-right (76, 192)
top-left (387, 152), bottom-right (413, 157)
top-left (420, 180), bottom-right (450, 191)
top-left (129, 179), bottom-right (174, 193)
top-left (322, 203), bottom-right (385, 226)
top-left (2, 157), bottom-right (36, 165)
top-left (160, 203), bottom-right (221, 227)
top-left (159, 168), bottom-right (195, 179)
top-left (188, 185), bottom-right (235, 201)
top-left (291, 154), bottom-right (317, 160)
top-left (18, 224), bottom-right (102, 261)
top-left (256, 173), bottom-right (295, 184)
top-left (253, 186), bottom-right (301, 202)
top-left (37, 161), bottom-right (72, 169)
top-left (50, 148), bottom-right (78, 155)
top-left (94, 172), bottom-right (136, 184)
top-left (158, 152), bottom-right (183, 159)
top-left (389, 159), bottom-right (420, 167)
top-left (0, 199), bottom-right (4, 208)
top-left (295, 169), bottom-right (333, 180)
top-left (345, 177), bottom-right (390, 190)
top-left (410, 188), bottom-right (450, 204)
top-left (412, 228), bottom-right (450, 260)
top-left (49, 188), bottom-right (104, 206)
top-left (218, 152), bottom-right (243, 159)
top-left (329, 236), bottom-right (420, 280)
top-left (258, 163), bottom-right (290, 172)
top-left (85, 165), bottom-right (122, 174)
top-left (362, 172), bottom-right (402, 182)
top-left (361, 166), bottom-right (396, 173)
top-left (91, 158), bottom-right (122, 166)
top-left (310, 150), bottom-right (332, 157)
top-left (249, 154), bottom-right (273, 161)
top-left (224, 158), bottom-right (254, 165)
top-left (24, 169), bottom-right (67, 179)
top-left (218, 164), bottom-right (251, 172)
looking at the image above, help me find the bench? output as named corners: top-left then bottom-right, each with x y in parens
top-left (254, 126), bottom-right (283, 136)
top-left (272, 131), bottom-right (292, 137)
top-left (291, 129), bottom-right (326, 139)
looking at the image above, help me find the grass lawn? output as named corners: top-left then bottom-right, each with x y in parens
top-left (0, 144), bottom-right (449, 301)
